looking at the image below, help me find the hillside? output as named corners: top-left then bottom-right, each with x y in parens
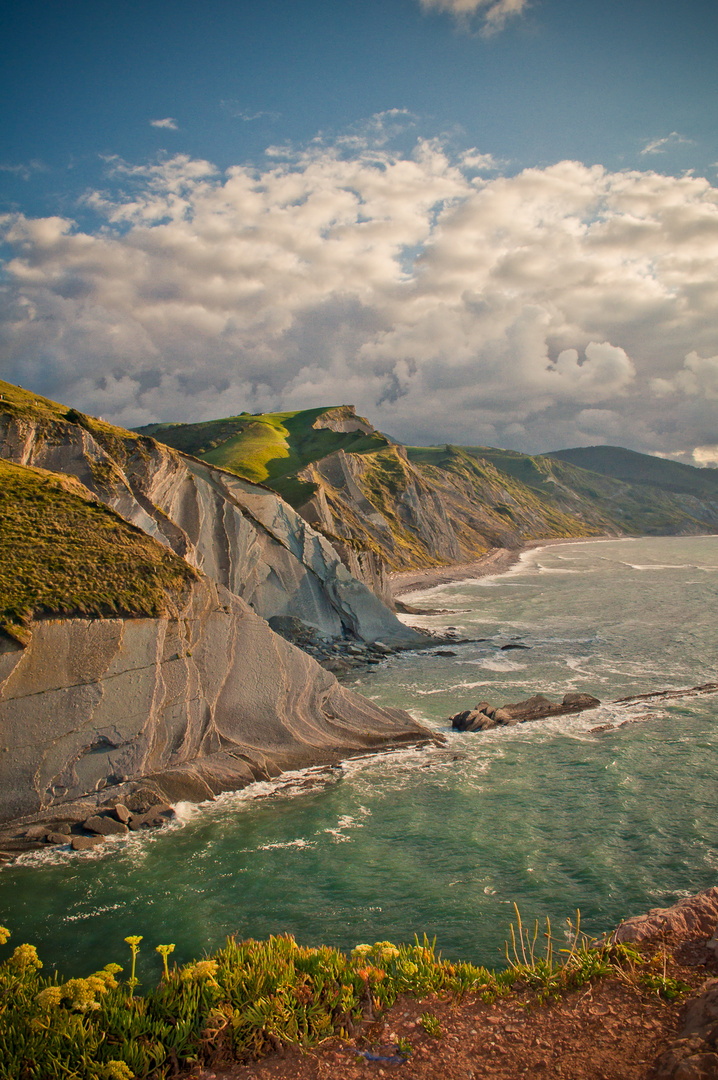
top-left (136, 405), bottom-right (389, 505)
top-left (0, 382), bottom-right (433, 828)
top-left (139, 406), bottom-right (718, 586)
top-left (548, 444), bottom-right (718, 501)
top-left (0, 459), bottom-right (196, 643)
top-left (0, 382), bottom-right (419, 646)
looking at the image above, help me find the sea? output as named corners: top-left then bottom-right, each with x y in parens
top-left (1, 535), bottom-right (717, 985)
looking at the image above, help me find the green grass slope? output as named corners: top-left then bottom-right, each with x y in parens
top-left (451, 446), bottom-right (718, 535)
top-left (137, 405), bottom-right (389, 503)
top-left (0, 459), bottom-right (197, 643)
top-left (547, 445), bottom-right (718, 499)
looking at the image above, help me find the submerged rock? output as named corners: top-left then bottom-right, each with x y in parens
top-left (450, 692), bottom-right (600, 731)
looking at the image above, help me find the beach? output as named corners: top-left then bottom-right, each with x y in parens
top-left (389, 536), bottom-right (607, 598)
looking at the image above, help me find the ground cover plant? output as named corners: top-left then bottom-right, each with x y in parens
top-left (0, 459), bottom-right (197, 643)
top-left (0, 912), bottom-right (694, 1080)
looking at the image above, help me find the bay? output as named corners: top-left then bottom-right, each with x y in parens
top-left (1, 535), bottom-right (716, 985)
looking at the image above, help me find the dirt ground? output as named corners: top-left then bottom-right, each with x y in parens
top-left (184, 942), bottom-right (717, 1080)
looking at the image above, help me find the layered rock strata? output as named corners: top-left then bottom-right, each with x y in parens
top-left (0, 577), bottom-right (435, 829)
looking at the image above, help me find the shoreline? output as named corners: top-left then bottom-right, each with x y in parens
top-left (390, 535), bottom-right (611, 598)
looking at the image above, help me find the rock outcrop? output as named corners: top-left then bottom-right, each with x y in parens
top-left (450, 692), bottom-right (601, 731)
top-left (613, 888), bottom-right (718, 1080)
top-left (0, 577), bottom-right (435, 827)
top-left (612, 887), bottom-right (718, 947)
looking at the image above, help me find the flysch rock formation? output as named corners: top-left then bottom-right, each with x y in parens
top-left (0, 576), bottom-right (436, 830)
top-left (450, 692), bottom-right (601, 731)
top-left (0, 402), bottom-right (422, 647)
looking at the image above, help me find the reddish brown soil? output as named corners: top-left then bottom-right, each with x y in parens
top-left (185, 950), bottom-right (714, 1080)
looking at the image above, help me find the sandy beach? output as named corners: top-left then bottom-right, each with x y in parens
top-left (390, 535), bottom-right (610, 599)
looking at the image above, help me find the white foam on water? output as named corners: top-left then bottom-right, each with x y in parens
top-left (63, 902), bottom-right (125, 923)
top-left (255, 838), bottom-right (316, 851)
top-left (464, 657), bottom-right (528, 672)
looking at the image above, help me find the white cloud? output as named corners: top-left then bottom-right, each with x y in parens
top-left (1, 129), bottom-right (718, 461)
top-left (150, 118), bottom-right (179, 130)
top-left (692, 446), bottom-right (718, 467)
top-left (640, 132), bottom-right (692, 156)
top-left (417, 0), bottom-right (530, 34)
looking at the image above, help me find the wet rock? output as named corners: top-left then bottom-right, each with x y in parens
top-left (450, 692), bottom-right (601, 731)
top-left (434, 650), bottom-right (457, 657)
top-left (83, 815), bottom-right (130, 837)
top-left (113, 804), bottom-right (131, 824)
top-left (501, 643), bottom-right (531, 651)
top-left (24, 825), bottom-right (49, 839)
top-left (128, 804), bottom-right (174, 831)
top-left (71, 835), bottom-right (105, 851)
top-left (45, 831), bottom-right (70, 845)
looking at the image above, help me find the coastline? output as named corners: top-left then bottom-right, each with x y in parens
top-left (390, 535), bottom-right (610, 599)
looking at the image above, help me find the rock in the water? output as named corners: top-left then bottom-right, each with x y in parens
top-left (45, 831), bottom-right (70, 845)
top-left (71, 835), bottom-right (105, 851)
top-left (83, 815), bottom-right (130, 837)
top-left (450, 691), bottom-right (600, 731)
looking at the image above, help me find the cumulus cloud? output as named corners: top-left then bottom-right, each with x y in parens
top-left (1, 130), bottom-right (718, 461)
top-left (150, 118), bottom-right (178, 130)
top-left (417, 0), bottom-right (530, 34)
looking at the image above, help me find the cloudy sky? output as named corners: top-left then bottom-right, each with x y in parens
top-left (1, 0), bottom-right (717, 462)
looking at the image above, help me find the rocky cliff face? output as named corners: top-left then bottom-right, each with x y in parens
top-left (297, 445), bottom-right (597, 573)
top-left (0, 394), bottom-right (421, 645)
top-left (0, 577), bottom-right (432, 826)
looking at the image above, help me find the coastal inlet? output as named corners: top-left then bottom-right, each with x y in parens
top-left (0, 535), bottom-right (716, 986)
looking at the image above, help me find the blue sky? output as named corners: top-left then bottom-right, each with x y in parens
top-left (1, 0), bottom-right (717, 461)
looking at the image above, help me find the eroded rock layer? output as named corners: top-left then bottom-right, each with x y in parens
top-left (0, 578), bottom-right (433, 825)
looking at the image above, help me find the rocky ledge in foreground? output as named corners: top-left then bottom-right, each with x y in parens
top-left (450, 692), bottom-right (601, 732)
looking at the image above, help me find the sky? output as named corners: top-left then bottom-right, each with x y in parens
top-left (1, 0), bottom-right (717, 463)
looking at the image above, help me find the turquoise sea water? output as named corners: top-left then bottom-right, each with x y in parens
top-left (1, 535), bottom-right (717, 985)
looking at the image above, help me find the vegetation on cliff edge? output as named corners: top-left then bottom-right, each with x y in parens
top-left (0, 459), bottom-right (197, 643)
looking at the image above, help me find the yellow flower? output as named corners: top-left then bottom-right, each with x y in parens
top-left (35, 986), bottom-right (63, 1009)
top-left (156, 943), bottom-right (175, 979)
top-left (351, 944), bottom-right (372, 957)
top-left (62, 977), bottom-right (99, 1011)
top-left (9, 943), bottom-right (42, 972)
top-left (124, 936), bottom-right (143, 948)
top-left (0, 926), bottom-right (10, 946)
top-left (100, 1062), bottom-right (134, 1080)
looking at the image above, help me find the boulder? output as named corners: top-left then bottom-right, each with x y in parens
top-left (83, 815), bottom-right (130, 837)
top-left (113, 804), bottom-right (131, 824)
top-left (71, 835), bottom-right (104, 851)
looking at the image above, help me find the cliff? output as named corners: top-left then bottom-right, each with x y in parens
top-left (0, 383), bottom-right (421, 646)
top-left (0, 454), bottom-right (433, 827)
top-left (142, 404), bottom-right (718, 601)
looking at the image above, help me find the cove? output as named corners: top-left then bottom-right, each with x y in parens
top-left (1, 535), bottom-right (716, 986)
